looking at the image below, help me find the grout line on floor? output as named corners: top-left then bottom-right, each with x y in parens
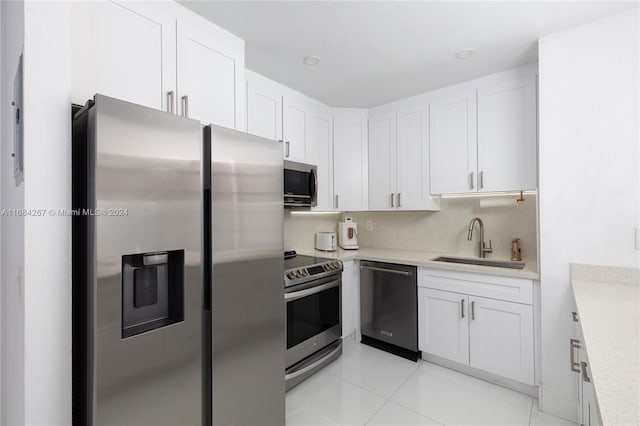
top-left (386, 357), bottom-right (423, 401)
top-left (362, 398), bottom-right (390, 426)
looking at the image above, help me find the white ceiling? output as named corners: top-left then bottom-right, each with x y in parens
top-left (179, 1), bottom-right (637, 107)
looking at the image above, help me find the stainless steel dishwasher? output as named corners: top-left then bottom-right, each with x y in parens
top-left (360, 261), bottom-right (419, 361)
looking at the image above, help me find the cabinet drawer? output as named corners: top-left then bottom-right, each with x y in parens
top-left (418, 268), bottom-right (533, 305)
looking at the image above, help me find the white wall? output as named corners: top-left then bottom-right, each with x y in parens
top-left (1, 1), bottom-right (25, 424)
top-left (538, 8), bottom-right (639, 421)
top-left (22, 2), bottom-right (72, 424)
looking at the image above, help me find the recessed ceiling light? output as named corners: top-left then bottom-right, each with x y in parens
top-left (455, 48), bottom-right (475, 60)
top-left (303, 56), bottom-right (320, 66)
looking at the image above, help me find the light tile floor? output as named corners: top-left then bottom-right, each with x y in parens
top-left (286, 339), bottom-right (577, 426)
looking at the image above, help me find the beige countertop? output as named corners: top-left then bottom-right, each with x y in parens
top-left (571, 264), bottom-right (640, 426)
top-left (297, 247), bottom-right (540, 280)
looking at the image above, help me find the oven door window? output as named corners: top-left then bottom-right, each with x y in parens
top-left (287, 285), bottom-right (340, 349)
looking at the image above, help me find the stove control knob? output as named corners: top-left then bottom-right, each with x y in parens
top-left (287, 271), bottom-right (295, 279)
top-left (296, 269), bottom-right (303, 278)
top-left (301, 269), bottom-right (308, 276)
top-left (323, 264), bottom-right (329, 271)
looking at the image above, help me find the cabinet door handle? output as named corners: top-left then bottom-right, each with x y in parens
top-left (471, 301), bottom-right (476, 320)
top-left (581, 361), bottom-right (591, 383)
top-left (335, 195), bottom-right (339, 209)
top-left (469, 172), bottom-right (474, 189)
top-left (572, 311), bottom-right (579, 322)
top-left (285, 141), bottom-right (290, 158)
top-left (480, 171), bottom-right (484, 189)
top-left (461, 299), bottom-right (465, 319)
top-left (181, 95), bottom-right (189, 118)
top-left (398, 193), bottom-right (401, 207)
top-left (569, 338), bottom-right (581, 373)
top-left (390, 193), bottom-right (394, 207)
top-left (166, 91), bottom-right (175, 114)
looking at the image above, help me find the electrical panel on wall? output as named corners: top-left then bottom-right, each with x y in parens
top-left (12, 53), bottom-right (24, 186)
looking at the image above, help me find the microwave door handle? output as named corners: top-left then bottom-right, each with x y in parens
top-left (309, 169), bottom-right (316, 204)
top-left (285, 279), bottom-right (340, 302)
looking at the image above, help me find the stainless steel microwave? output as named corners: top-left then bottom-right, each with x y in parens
top-left (284, 160), bottom-right (317, 209)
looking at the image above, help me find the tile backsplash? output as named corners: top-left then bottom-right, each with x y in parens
top-left (285, 194), bottom-right (538, 263)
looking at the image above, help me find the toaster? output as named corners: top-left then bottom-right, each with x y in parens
top-left (315, 232), bottom-right (337, 252)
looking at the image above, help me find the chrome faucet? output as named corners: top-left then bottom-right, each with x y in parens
top-left (468, 217), bottom-right (492, 258)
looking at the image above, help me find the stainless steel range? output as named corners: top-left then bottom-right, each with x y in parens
top-left (284, 253), bottom-right (343, 390)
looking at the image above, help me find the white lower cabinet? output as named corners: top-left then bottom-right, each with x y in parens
top-left (418, 268), bottom-right (535, 385)
top-left (418, 288), bottom-right (469, 364)
top-left (341, 260), bottom-right (358, 338)
top-left (573, 313), bottom-right (601, 426)
top-left (468, 296), bottom-right (534, 384)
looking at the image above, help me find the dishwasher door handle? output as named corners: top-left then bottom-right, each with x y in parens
top-left (361, 265), bottom-right (410, 276)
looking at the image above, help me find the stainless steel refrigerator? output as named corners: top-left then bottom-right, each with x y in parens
top-left (204, 124), bottom-right (285, 426)
top-left (72, 95), bottom-right (284, 425)
top-left (72, 94), bottom-right (203, 425)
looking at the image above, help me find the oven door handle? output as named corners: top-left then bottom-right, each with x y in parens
top-left (285, 279), bottom-right (340, 302)
top-left (285, 343), bottom-right (342, 381)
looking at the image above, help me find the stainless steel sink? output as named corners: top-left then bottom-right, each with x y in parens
top-left (432, 256), bottom-right (526, 270)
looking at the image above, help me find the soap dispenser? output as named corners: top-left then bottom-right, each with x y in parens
top-left (511, 238), bottom-right (522, 261)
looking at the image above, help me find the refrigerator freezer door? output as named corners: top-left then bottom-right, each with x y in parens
top-left (205, 125), bottom-right (285, 426)
top-left (73, 94), bottom-right (203, 426)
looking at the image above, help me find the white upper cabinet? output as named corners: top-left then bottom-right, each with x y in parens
top-left (368, 112), bottom-right (396, 210)
top-left (245, 71), bottom-right (335, 210)
top-left (429, 90), bottom-right (478, 194)
top-left (282, 96), bottom-right (310, 162)
top-left (176, 19), bottom-right (244, 129)
top-left (477, 76), bottom-right (537, 191)
top-left (396, 105), bottom-right (440, 210)
top-left (333, 109), bottom-right (369, 211)
top-left (369, 105), bottom-right (440, 210)
top-left (308, 109), bottom-right (334, 211)
top-left (71, 1), bottom-right (176, 111)
top-left (430, 69), bottom-right (538, 194)
top-left (246, 70), bottom-right (282, 141)
top-left (71, 1), bottom-right (246, 129)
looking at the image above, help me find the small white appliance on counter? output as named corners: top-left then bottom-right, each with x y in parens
top-left (315, 232), bottom-right (337, 252)
top-left (338, 217), bottom-right (359, 250)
